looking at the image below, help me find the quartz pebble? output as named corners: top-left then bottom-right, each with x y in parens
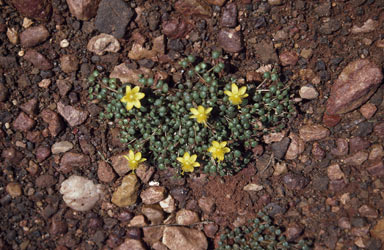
top-left (51, 141), bottom-right (73, 154)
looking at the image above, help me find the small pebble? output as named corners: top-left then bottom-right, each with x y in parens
top-left (60, 39), bottom-right (69, 48)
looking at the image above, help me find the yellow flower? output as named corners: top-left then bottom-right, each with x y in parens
top-left (207, 141), bottom-right (230, 162)
top-left (123, 150), bottom-right (146, 171)
top-left (177, 152), bottom-right (200, 174)
top-left (224, 83), bottom-right (248, 105)
top-left (190, 105), bottom-right (213, 125)
top-left (120, 85), bottom-right (145, 111)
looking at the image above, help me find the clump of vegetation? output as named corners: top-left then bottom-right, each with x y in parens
top-left (217, 211), bottom-right (313, 250)
top-left (87, 51), bottom-right (296, 175)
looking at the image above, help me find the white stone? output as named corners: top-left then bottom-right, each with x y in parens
top-left (60, 175), bottom-right (103, 211)
top-left (51, 141), bottom-right (74, 154)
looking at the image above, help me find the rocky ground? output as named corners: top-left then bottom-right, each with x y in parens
top-left (1, 0), bottom-right (384, 249)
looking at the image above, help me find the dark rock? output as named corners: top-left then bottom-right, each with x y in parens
top-left (326, 59), bottom-right (383, 115)
top-left (13, 112), bottom-right (35, 132)
top-left (314, 1), bottom-right (331, 17)
top-left (318, 19), bottom-right (341, 35)
top-left (60, 54), bottom-right (79, 73)
top-left (279, 50), bottom-right (299, 66)
top-left (312, 176), bottom-right (329, 191)
top-left (264, 202), bottom-right (287, 217)
top-left (282, 173), bottom-right (308, 190)
top-left (57, 101), bottom-right (88, 127)
top-left (11, 0), bottom-right (52, 21)
top-left (95, 0), bottom-right (134, 39)
top-left (168, 39), bottom-right (184, 52)
top-left (20, 25), bottom-right (49, 47)
top-left (20, 98), bottom-right (38, 116)
top-left (349, 137), bottom-right (370, 154)
top-left (285, 224), bottom-right (303, 241)
top-left (323, 113), bottom-right (341, 127)
top-left (221, 3), bottom-right (237, 28)
top-left (79, 137), bottom-right (95, 155)
top-left (35, 145), bottom-right (51, 162)
top-left (374, 122), bottom-right (384, 138)
top-left (351, 217), bottom-right (367, 227)
top-left (329, 179), bottom-right (346, 192)
top-left (66, 0), bottom-right (100, 20)
top-left (40, 109), bottom-right (64, 137)
top-left (0, 56), bottom-right (17, 69)
top-left (162, 18), bottom-right (191, 39)
top-left (217, 29), bottom-right (243, 53)
top-left (203, 223), bottom-right (218, 238)
top-left (50, 214), bottom-right (68, 235)
top-left (148, 11), bottom-right (161, 31)
top-left (0, 83), bottom-right (8, 102)
top-left (56, 79), bottom-right (72, 97)
top-left (353, 121), bottom-right (373, 137)
top-left (59, 152), bottom-right (91, 174)
top-left (36, 174), bottom-right (56, 188)
top-left (24, 50), bottom-right (53, 70)
top-left (1, 148), bottom-right (23, 165)
top-left (170, 187), bottom-right (189, 204)
top-left (312, 142), bottom-right (325, 160)
top-left (26, 131), bottom-right (44, 143)
top-left (271, 137), bottom-right (290, 159)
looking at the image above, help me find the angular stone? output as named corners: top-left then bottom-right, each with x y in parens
top-left (142, 204), bottom-right (164, 224)
top-left (351, 19), bottom-right (378, 34)
top-left (159, 195), bottom-right (176, 213)
top-left (367, 160), bottom-right (384, 177)
top-left (271, 137), bottom-right (290, 160)
top-left (349, 137), bottom-right (370, 154)
top-left (198, 196), bottom-right (215, 214)
top-left (60, 54), bottom-right (79, 73)
top-left (312, 142), bottom-right (325, 160)
top-left (110, 153), bottom-right (130, 176)
top-left (176, 209), bottom-right (200, 225)
top-left (162, 18), bottom-right (191, 39)
top-left (374, 122), bottom-right (384, 138)
top-left (59, 152), bottom-right (90, 174)
top-left (338, 217), bottom-right (351, 229)
top-left (369, 144), bottom-right (384, 161)
top-left (371, 219), bottom-right (384, 241)
top-left (35, 145), bottom-right (50, 162)
top-left (116, 238), bottom-right (147, 250)
top-left (285, 133), bottom-right (305, 160)
top-left (359, 205), bottom-right (378, 219)
top-left (299, 124), bottom-right (330, 142)
top-left (35, 174), bottom-right (56, 188)
top-left (331, 138), bottom-right (349, 156)
top-left (136, 164), bottom-right (155, 184)
top-left (162, 227), bottom-right (208, 250)
top-left (110, 63), bottom-right (148, 84)
top-left (323, 113), bottom-right (341, 127)
top-left (217, 29), bottom-right (243, 53)
top-left (66, 0), bottom-right (99, 21)
top-left (129, 215), bottom-right (147, 227)
top-left (56, 79), bottom-right (72, 97)
top-left (279, 50), bottom-right (299, 66)
top-left (282, 173), bottom-right (308, 190)
top-left (79, 137), bottom-right (95, 155)
top-left (128, 36), bottom-right (164, 61)
top-left (327, 164), bottom-right (344, 181)
top-left (97, 161), bottom-right (116, 183)
top-left (326, 59), bottom-right (383, 115)
top-left (40, 109), bottom-right (64, 137)
top-left (319, 19), bottom-right (341, 35)
top-left (95, 0), bottom-right (134, 39)
top-left (13, 112), bottom-right (35, 132)
top-left (11, 0), bottom-right (52, 21)
top-left (360, 103), bottom-right (377, 119)
top-left (24, 49), bottom-right (53, 70)
top-left (243, 183), bottom-right (263, 192)
top-left (20, 98), bottom-right (38, 116)
top-left (344, 151), bottom-right (368, 166)
top-left (143, 226), bottom-right (164, 246)
top-left (140, 186), bottom-right (166, 205)
top-left (0, 82), bottom-right (8, 102)
top-left (220, 3), bottom-right (237, 28)
top-left (112, 174), bottom-right (140, 207)
top-left (87, 33), bottom-right (120, 55)
top-left (20, 25), bottom-right (49, 47)
top-left (57, 101), bottom-right (88, 127)
top-left (174, 0), bottom-right (211, 17)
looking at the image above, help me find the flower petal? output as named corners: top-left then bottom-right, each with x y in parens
top-left (136, 92), bottom-right (145, 100)
top-left (212, 141), bottom-right (220, 147)
top-left (135, 152), bottom-right (141, 161)
top-left (132, 86), bottom-right (140, 93)
top-left (125, 86), bottom-right (132, 94)
top-left (190, 154), bottom-right (197, 162)
top-left (197, 106), bottom-right (205, 113)
top-left (183, 152), bottom-right (190, 161)
top-left (224, 90), bottom-right (233, 97)
top-left (193, 162), bottom-right (200, 167)
top-left (133, 100), bottom-right (141, 109)
top-left (190, 108), bottom-right (198, 115)
top-left (220, 141), bottom-right (227, 147)
top-left (243, 93), bottom-right (249, 98)
top-left (224, 147), bottom-right (231, 153)
top-left (231, 83), bottom-right (238, 94)
top-left (205, 107), bottom-right (213, 114)
top-left (129, 150), bottom-right (135, 160)
top-left (177, 157), bottom-right (184, 163)
top-left (239, 86), bottom-right (247, 95)
top-left (139, 158), bottom-right (146, 163)
top-left (207, 146), bottom-right (214, 153)
top-left (126, 102), bottom-right (134, 111)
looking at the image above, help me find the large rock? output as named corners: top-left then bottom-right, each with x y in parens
top-left (66, 0), bottom-right (100, 20)
top-left (162, 226), bottom-right (208, 250)
top-left (57, 101), bottom-right (88, 127)
top-left (94, 0), bottom-right (134, 39)
top-left (40, 109), bottom-right (64, 136)
top-left (11, 0), bottom-right (52, 21)
top-left (13, 112), bottom-right (35, 132)
top-left (60, 175), bottom-right (103, 211)
top-left (299, 124), bottom-right (330, 142)
top-left (326, 59), bottom-right (383, 115)
top-left (217, 29), bottom-right (243, 53)
top-left (20, 25), bottom-right (49, 47)
top-left (59, 152), bottom-right (90, 174)
top-left (87, 33), bottom-right (120, 55)
top-left (111, 174), bottom-right (140, 207)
